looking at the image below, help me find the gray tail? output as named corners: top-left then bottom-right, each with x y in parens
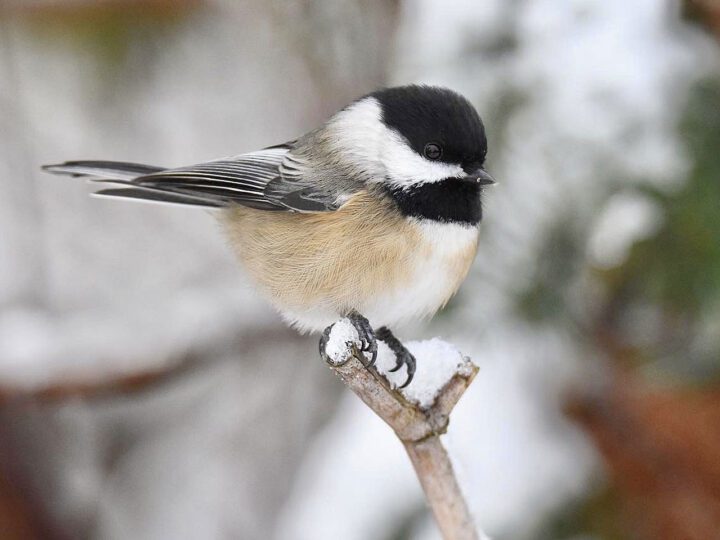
top-left (41, 160), bottom-right (223, 208)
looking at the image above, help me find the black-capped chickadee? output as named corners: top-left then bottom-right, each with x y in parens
top-left (43, 85), bottom-right (494, 387)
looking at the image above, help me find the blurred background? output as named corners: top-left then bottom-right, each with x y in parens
top-left (1, 0), bottom-right (719, 538)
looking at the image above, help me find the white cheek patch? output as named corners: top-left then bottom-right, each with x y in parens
top-left (326, 99), bottom-right (387, 178)
top-left (328, 98), bottom-right (465, 188)
top-left (380, 130), bottom-right (465, 187)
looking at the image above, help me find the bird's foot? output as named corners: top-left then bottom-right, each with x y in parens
top-left (319, 310), bottom-right (378, 367)
top-left (346, 310), bottom-right (379, 367)
top-left (375, 326), bottom-right (416, 388)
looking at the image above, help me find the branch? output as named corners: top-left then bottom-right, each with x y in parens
top-left (320, 319), bottom-right (486, 540)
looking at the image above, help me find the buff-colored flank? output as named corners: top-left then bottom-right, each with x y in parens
top-left (221, 190), bottom-right (478, 330)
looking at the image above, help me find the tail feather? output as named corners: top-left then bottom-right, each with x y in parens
top-left (42, 160), bottom-right (222, 208)
top-left (42, 160), bottom-right (165, 180)
top-left (94, 187), bottom-right (224, 207)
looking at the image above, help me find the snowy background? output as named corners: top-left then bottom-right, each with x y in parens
top-left (1, 1), bottom-right (719, 538)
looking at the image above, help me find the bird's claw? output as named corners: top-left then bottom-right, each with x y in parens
top-left (391, 349), bottom-right (416, 388)
top-left (318, 325), bottom-right (334, 364)
top-left (320, 315), bottom-right (418, 388)
top-left (319, 311), bottom-right (378, 367)
top-left (375, 326), bottom-right (416, 388)
top-left (346, 310), bottom-right (378, 367)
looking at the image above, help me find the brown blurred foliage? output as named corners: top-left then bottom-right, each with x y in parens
top-left (569, 376), bottom-right (720, 540)
top-left (685, 0), bottom-right (720, 36)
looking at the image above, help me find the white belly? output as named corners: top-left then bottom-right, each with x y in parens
top-left (362, 221), bottom-right (479, 327)
top-left (279, 221), bottom-right (479, 332)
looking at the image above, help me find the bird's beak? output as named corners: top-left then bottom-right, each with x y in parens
top-left (467, 169), bottom-right (496, 185)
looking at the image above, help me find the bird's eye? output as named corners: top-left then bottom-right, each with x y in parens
top-left (423, 143), bottom-right (442, 160)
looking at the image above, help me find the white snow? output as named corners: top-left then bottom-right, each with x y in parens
top-left (324, 318), bottom-right (361, 366)
top-left (375, 338), bottom-right (473, 409)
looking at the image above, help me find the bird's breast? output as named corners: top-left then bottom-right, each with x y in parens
top-left (360, 219), bottom-right (479, 327)
top-left (221, 191), bottom-right (479, 331)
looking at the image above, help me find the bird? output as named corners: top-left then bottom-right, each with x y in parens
top-left (42, 84), bottom-right (494, 388)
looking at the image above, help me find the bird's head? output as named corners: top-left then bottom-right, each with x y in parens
top-left (324, 85), bottom-right (494, 189)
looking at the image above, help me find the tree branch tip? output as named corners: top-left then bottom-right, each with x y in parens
top-left (318, 320), bottom-right (483, 539)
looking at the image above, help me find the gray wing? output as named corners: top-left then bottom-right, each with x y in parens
top-left (119, 145), bottom-right (343, 212)
top-left (44, 142), bottom-right (359, 211)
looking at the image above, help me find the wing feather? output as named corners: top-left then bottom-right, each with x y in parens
top-left (129, 145), bottom-right (345, 212)
top-left (44, 140), bottom-right (358, 212)
top-left (130, 149), bottom-right (288, 209)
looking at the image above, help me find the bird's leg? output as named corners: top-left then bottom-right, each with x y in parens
top-left (375, 326), bottom-right (416, 388)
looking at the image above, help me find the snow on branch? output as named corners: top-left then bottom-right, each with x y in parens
top-left (321, 318), bottom-right (487, 540)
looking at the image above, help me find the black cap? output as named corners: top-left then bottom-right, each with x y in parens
top-left (370, 85), bottom-right (487, 172)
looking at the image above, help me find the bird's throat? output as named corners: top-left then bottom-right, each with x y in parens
top-left (385, 178), bottom-right (482, 225)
